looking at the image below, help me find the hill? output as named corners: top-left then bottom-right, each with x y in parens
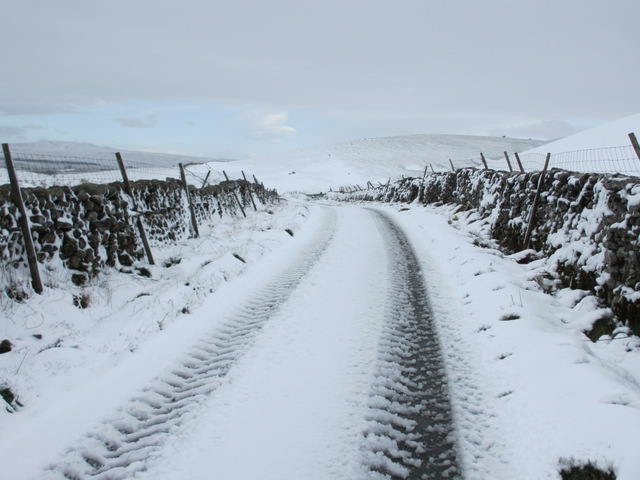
top-left (7, 140), bottom-right (232, 168)
top-left (221, 134), bottom-right (547, 193)
top-left (524, 112), bottom-right (640, 155)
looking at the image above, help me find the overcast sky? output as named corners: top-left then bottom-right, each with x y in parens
top-left (1, 0), bottom-right (639, 158)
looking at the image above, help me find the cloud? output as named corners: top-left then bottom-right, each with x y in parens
top-left (116, 115), bottom-right (157, 129)
top-left (240, 111), bottom-right (297, 141)
top-left (0, 124), bottom-right (43, 139)
top-left (1, 1), bottom-right (638, 155)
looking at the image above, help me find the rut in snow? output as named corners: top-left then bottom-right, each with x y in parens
top-left (361, 209), bottom-right (461, 479)
top-left (39, 205), bottom-right (460, 480)
top-left (40, 211), bottom-right (337, 480)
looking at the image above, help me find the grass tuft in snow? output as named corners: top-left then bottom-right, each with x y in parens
top-left (163, 257), bottom-right (182, 268)
top-left (0, 387), bottom-right (22, 411)
top-left (500, 313), bottom-right (520, 321)
top-left (285, 228), bottom-right (294, 237)
top-left (559, 459), bottom-right (616, 480)
top-left (584, 315), bottom-right (617, 342)
top-left (73, 292), bottom-right (91, 309)
top-left (135, 267), bottom-right (152, 278)
top-left (4, 283), bottom-right (29, 303)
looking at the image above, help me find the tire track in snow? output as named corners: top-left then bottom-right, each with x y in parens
top-left (39, 209), bottom-right (338, 480)
top-left (362, 209), bottom-right (461, 479)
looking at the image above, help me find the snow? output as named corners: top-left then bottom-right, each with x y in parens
top-left (145, 207), bottom-right (387, 480)
top-left (384, 203), bottom-right (640, 479)
top-left (211, 134), bottom-right (546, 193)
top-left (2, 114), bottom-right (640, 478)
top-left (7, 140), bottom-right (232, 167)
top-left (524, 112), bottom-right (640, 154)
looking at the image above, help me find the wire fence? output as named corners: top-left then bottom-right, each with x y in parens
top-left (0, 149), bottom-right (250, 190)
top-left (3, 137), bottom-right (640, 194)
top-left (480, 144), bottom-right (640, 176)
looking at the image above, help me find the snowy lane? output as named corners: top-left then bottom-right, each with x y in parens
top-left (39, 207), bottom-right (338, 480)
top-left (363, 209), bottom-right (460, 479)
top-left (39, 205), bottom-right (460, 479)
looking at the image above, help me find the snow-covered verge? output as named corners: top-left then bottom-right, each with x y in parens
top-left (0, 197), bottom-right (310, 454)
top-left (374, 203), bottom-right (640, 479)
top-left (330, 168), bottom-right (640, 338)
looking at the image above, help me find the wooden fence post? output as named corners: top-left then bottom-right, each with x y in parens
top-left (480, 153), bottom-right (488, 169)
top-left (2, 144), bottom-right (43, 294)
top-left (242, 171), bottom-right (257, 211)
top-left (629, 133), bottom-right (640, 163)
top-left (430, 164), bottom-right (435, 174)
top-left (115, 152), bottom-right (154, 265)
top-left (523, 153), bottom-right (551, 250)
top-left (514, 152), bottom-right (525, 172)
top-left (423, 165), bottom-right (428, 179)
top-left (449, 159), bottom-right (455, 171)
top-left (503, 151), bottom-right (513, 172)
top-left (223, 171), bottom-right (247, 218)
top-left (201, 171), bottom-right (211, 189)
top-left (179, 163), bottom-right (200, 238)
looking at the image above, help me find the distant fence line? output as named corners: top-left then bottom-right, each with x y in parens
top-left (482, 143), bottom-right (640, 176)
top-left (1, 143), bottom-right (269, 293)
top-left (338, 133), bottom-right (640, 193)
top-left (0, 148), bottom-right (254, 189)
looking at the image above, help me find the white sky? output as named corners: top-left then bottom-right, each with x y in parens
top-left (1, 0), bottom-right (639, 158)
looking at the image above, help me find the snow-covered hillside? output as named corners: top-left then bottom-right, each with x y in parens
top-left (220, 134), bottom-right (546, 193)
top-left (5, 135), bottom-right (546, 193)
top-left (8, 140), bottom-right (232, 168)
top-left (524, 112), bottom-right (640, 155)
top-left (7, 111), bottom-right (640, 193)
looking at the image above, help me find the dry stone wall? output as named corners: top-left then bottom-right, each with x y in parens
top-left (333, 168), bottom-right (640, 334)
top-left (0, 178), bottom-right (278, 286)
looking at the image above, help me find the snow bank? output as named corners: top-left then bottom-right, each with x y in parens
top-left (331, 168), bottom-right (640, 336)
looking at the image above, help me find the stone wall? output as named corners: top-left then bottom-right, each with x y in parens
top-left (333, 168), bottom-right (640, 334)
top-left (0, 178), bottom-right (278, 287)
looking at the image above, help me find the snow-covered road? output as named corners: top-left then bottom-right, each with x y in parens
top-left (4, 199), bottom-right (640, 479)
top-left (37, 205), bottom-right (460, 479)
